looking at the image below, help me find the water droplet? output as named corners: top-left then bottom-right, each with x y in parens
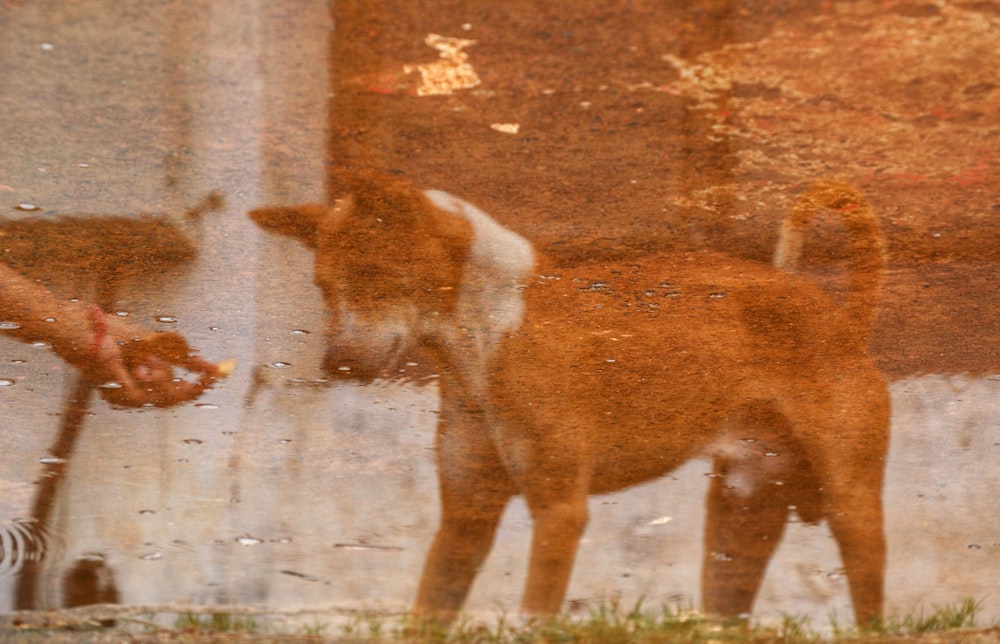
top-left (708, 292), bottom-right (727, 299)
top-left (194, 403), bottom-right (218, 409)
top-left (0, 379), bottom-right (15, 387)
top-left (968, 544), bottom-right (982, 550)
top-left (14, 203), bottom-right (40, 211)
top-left (39, 456), bottom-right (66, 464)
top-left (9, 359), bottom-right (25, 364)
top-left (269, 361), bottom-right (292, 369)
top-left (98, 381), bottom-right (123, 389)
top-left (139, 551), bottom-right (163, 561)
top-left (290, 329), bottom-right (310, 335)
top-left (78, 162), bottom-right (90, 168)
top-left (236, 535), bottom-right (264, 546)
top-left (333, 542), bottom-right (404, 552)
top-left (182, 438), bottom-right (203, 445)
top-left (156, 316), bottom-right (178, 324)
top-left (43, 317), bottom-right (55, 323)
top-left (114, 310), bottom-right (129, 318)
top-left (647, 516), bottom-right (672, 526)
top-left (277, 439), bottom-right (292, 444)
top-left (40, 43), bottom-right (54, 51)
top-left (0, 321), bottom-right (22, 330)
top-left (764, 451), bottom-right (779, 457)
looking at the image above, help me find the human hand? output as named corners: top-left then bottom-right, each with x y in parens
top-left (84, 308), bottom-right (235, 408)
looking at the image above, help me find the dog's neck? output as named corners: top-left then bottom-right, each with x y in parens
top-left (422, 190), bottom-right (535, 397)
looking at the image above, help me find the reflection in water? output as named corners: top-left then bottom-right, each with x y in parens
top-left (1, 0), bottom-right (999, 634)
top-left (0, 520), bottom-right (47, 581)
top-left (0, 192), bottom-right (221, 308)
top-left (62, 553), bottom-right (120, 624)
top-left (0, 195), bottom-right (224, 610)
top-left (13, 378), bottom-right (91, 610)
top-left (250, 173), bottom-right (890, 625)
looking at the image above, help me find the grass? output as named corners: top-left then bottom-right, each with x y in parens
top-left (340, 604), bottom-right (799, 643)
top-left (875, 598), bottom-right (983, 637)
top-left (3, 600), bottom-right (995, 642)
top-left (331, 598), bottom-right (996, 643)
top-left (173, 610), bottom-right (260, 634)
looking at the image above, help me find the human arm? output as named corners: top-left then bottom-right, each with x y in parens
top-left (0, 262), bottom-right (232, 407)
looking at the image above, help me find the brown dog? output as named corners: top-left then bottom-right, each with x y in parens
top-left (250, 173), bottom-right (889, 626)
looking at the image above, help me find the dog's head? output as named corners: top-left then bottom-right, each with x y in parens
top-left (249, 172), bottom-right (473, 382)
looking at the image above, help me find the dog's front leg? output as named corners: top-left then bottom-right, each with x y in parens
top-left (519, 487), bottom-right (590, 615)
top-left (414, 392), bottom-right (515, 623)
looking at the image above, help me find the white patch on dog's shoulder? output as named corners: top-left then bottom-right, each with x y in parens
top-left (424, 190), bottom-right (534, 285)
top-left (424, 189), bottom-right (534, 327)
top-left (423, 190), bottom-right (535, 387)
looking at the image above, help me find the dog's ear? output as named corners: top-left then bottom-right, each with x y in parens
top-left (247, 204), bottom-right (328, 249)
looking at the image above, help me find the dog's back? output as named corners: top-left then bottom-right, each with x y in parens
top-left (490, 246), bottom-right (882, 491)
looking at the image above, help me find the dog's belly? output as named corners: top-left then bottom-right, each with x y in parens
top-left (490, 303), bottom-right (756, 489)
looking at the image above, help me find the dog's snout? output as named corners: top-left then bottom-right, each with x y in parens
top-left (322, 344), bottom-right (380, 381)
top-left (321, 327), bottom-right (407, 382)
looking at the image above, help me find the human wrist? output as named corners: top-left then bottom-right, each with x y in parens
top-left (85, 304), bottom-right (108, 360)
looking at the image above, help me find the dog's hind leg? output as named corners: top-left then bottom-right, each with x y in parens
top-left (827, 492), bottom-right (885, 627)
top-left (792, 379), bottom-right (888, 627)
top-left (701, 402), bottom-right (800, 617)
top-left (701, 457), bottom-right (792, 618)
top-left (816, 422), bottom-right (887, 627)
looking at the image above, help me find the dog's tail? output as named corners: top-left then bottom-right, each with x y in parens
top-left (773, 181), bottom-right (886, 338)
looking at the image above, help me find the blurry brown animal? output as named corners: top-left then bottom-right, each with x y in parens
top-left (0, 191), bottom-right (223, 306)
top-left (250, 174), bottom-right (889, 626)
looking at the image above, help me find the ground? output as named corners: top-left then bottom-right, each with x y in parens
top-left (318, 0), bottom-right (1000, 378)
